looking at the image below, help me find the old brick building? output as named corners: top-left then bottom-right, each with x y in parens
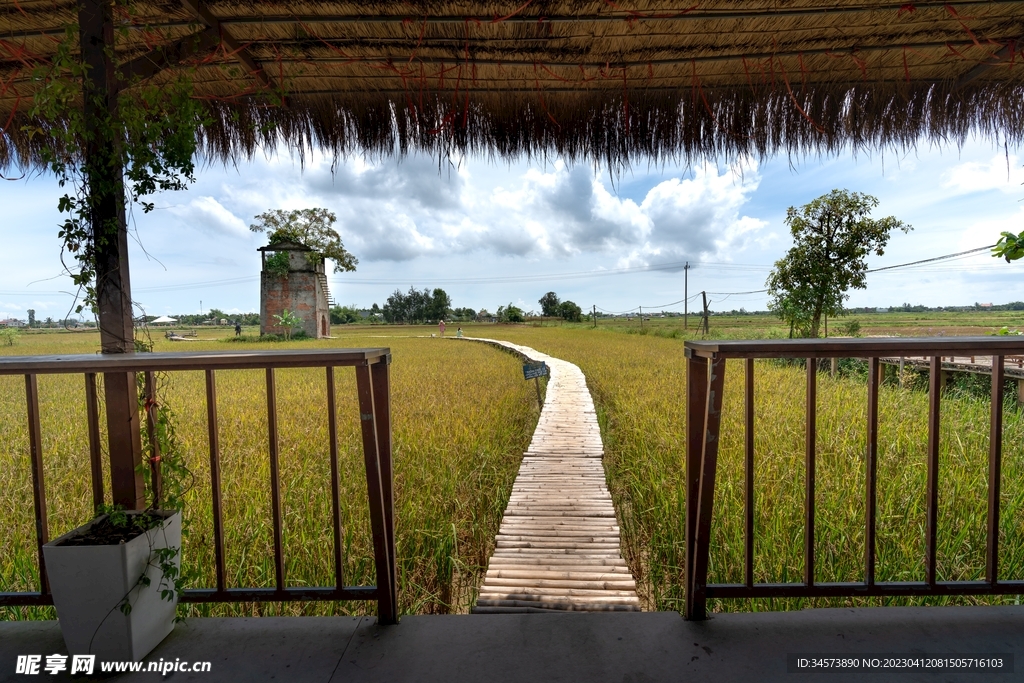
top-left (258, 240), bottom-right (333, 338)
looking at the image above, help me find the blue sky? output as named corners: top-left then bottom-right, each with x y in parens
top-left (1, 136), bottom-right (1023, 321)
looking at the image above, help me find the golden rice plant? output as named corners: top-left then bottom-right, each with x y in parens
top-left (0, 330), bottom-right (537, 619)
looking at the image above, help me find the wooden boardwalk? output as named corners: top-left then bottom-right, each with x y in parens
top-left (465, 338), bottom-right (641, 613)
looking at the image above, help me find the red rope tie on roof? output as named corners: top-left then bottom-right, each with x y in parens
top-left (778, 58), bottom-right (825, 134)
top-left (539, 63), bottom-right (571, 82)
top-left (1, 95), bottom-right (21, 135)
top-left (532, 63), bottom-right (561, 129)
top-left (622, 67), bottom-right (630, 139)
top-left (897, 3), bottom-right (916, 17)
top-left (408, 18), bottom-right (428, 64)
top-left (10, 0), bottom-right (29, 19)
top-left (492, 0), bottom-right (534, 24)
top-left (603, 0), bottom-right (700, 22)
top-left (0, 39), bottom-right (49, 68)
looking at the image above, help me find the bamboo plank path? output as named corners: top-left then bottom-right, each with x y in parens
top-left (464, 338), bottom-right (641, 613)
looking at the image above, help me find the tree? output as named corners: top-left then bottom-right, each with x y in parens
top-left (766, 190), bottom-right (911, 337)
top-left (208, 308), bottom-right (226, 322)
top-left (497, 303), bottom-right (525, 323)
top-left (993, 230), bottom-right (1024, 262)
top-left (271, 309), bottom-right (301, 340)
top-left (27, 309), bottom-right (36, 327)
top-left (558, 300), bottom-right (582, 322)
top-left (330, 305), bottom-right (360, 324)
top-left (539, 292), bottom-right (561, 317)
top-left (250, 208), bottom-right (358, 273)
top-left (427, 288), bottom-right (452, 322)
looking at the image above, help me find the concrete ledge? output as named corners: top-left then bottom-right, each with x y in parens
top-left (1, 606), bottom-right (1020, 682)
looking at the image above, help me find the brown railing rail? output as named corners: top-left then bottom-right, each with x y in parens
top-left (0, 349), bottom-right (398, 624)
top-left (684, 337), bottom-right (1024, 621)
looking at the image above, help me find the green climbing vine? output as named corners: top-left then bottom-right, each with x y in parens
top-left (25, 17), bottom-right (207, 313)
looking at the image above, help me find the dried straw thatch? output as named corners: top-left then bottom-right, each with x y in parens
top-left (3, 1), bottom-right (1024, 169)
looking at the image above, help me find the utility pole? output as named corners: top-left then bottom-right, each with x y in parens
top-left (639, 305), bottom-right (643, 330)
top-left (684, 261), bottom-right (689, 330)
top-left (593, 305), bottom-right (597, 328)
top-left (701, 291), bottom-right (709, 337)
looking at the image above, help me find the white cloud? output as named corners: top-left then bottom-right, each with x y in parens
top-left (941, 155), bottom-right (1024, 195)
top-left (169, 196), bottom-right (248, 236)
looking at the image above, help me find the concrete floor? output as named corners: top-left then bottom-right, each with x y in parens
top-left (1, 606), bottom-right (1020, 682)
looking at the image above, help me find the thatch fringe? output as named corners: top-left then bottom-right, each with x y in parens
top-left (5, 80), bottom-right (1021, 172)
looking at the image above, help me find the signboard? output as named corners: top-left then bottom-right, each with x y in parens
top-left (523, 362), bottom-right (548, 380)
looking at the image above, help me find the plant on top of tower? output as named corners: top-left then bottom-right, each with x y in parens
top-left (250, 208), bottom-right (358, 273)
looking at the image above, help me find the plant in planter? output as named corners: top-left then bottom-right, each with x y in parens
top-left (43, 509), bottom-right (182, 661)
top-left (42, 374), bottom-right (191, 661)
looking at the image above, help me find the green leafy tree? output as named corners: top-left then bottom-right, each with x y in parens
top-left (330, 305), bottom-right (360, 324)
top-left (272, 309), bottom-right (302, 340)
top-left (558, 300), bottom-right (582, 322)
top-left (767, 190), bottom-right (911, 337)
top-left (428, 288), bottom-right (452, 322)
top-left (539, 292), bottom-right (561, 317)
top-left (993, 230), bottom-right (1024, 262)
top-left (497, 303), bottom-right (525, 323)
top-left (250, 209), bottom-right (358, 273)
top-left (27, 310), bottom-right (36, 327)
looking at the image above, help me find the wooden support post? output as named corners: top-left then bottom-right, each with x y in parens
top-left (830, 357), bottom-right (838, 377)
top-left (80, 0), bottom-right (145, 510)
top-left (688, 356), bottom-right (726, 620)
top-left (356, 361), bottom-right (398, 625)
top-left (1018, 379), bottom-right (1024, 405)
top-left (876, 359), bottom-right (885, 388)
top-left (684, 352), bottom-right (708, 620)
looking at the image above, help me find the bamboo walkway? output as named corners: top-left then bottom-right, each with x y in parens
top-left (464, 338), bottom-right (641, 613)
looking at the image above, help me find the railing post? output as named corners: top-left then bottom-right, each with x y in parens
top-left (25, 374), bottom-right (50, 596)
top-left (355, 361), bottom-right (398, 624)
top-left (688, 354), bottom-right (726, 621)
top-left (205, 369), bottom-right (227, 593)
top-left (744, 358), bottom-right (755, 589)
top-left (684, 350), bottom-right (708, 619)
top-left (326, 366), bottom-right (345, 591)
top-left (84, 373), bottom-right (105, 512)
top-left (144, 371), bottom-right (162, 508)
top-left (370, 356), bottom-right (397, 617)
top-left (805, 357), bottom-right (816, 587)
top-left (865, 357), bottom-right (880, 587)
top-left (987, 356), bottom-right (1004, 586)
top-left (926, 356), bottom-right (941, 586)
top-left (266, 368), bottom-right (285, 592)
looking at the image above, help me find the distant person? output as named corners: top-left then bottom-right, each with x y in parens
top-left (439, 320), bottom-right (446, 337)
top-left (235, 322), bottom-right (242, 336)
top-left (456, 327), bottom-right (463, 338)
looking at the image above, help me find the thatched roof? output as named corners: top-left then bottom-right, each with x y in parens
top-left (3, 1), bottom-right (1024, 168)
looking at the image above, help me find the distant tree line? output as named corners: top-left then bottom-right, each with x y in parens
top-left (538, 292), bottom-right (583, 322)
top-left (382, 287), bottom-right (452, 323)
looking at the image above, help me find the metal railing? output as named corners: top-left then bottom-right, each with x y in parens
top-left (0, 348), bottom-right (398, 624)
top-left (684, 337), bottom-right (1024, 620)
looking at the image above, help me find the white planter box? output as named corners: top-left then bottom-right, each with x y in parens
top-left (42, 510), bottom-right (181, 661)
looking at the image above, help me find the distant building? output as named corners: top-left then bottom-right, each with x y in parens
top-left (0, 318), bottom-right (25, 327)
top-left (978, 303), bottom-right (993, 308)
top-left (258, 240), bottom-right (332, 338)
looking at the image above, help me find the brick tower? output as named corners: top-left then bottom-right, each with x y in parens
top-left (258, 240), bottom-right (332, 338)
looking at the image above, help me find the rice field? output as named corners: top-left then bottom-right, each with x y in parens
top-left (2, 321), bottom-right (1023, 619)
top-left (0, 330), bottom-right (539, 619)
top-left (471, 323), bottom-right (1024, 613)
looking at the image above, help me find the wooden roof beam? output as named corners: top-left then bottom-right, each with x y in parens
top-left (955, 39), bottom-right (1022, 88)
top-left (116, 27), bottom-right (220, 88)
top-left (179, 0), bottom-right (274, 91)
